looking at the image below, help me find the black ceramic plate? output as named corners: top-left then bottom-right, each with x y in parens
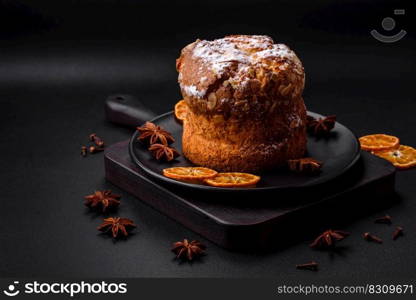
top-left (129, 112), bottom-right (360, 192)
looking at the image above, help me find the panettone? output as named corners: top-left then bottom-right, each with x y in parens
top-left (176, 35), bottom-right (307, 172)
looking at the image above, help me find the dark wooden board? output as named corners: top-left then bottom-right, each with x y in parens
top-left (105, 140), bottom-right (396, 251)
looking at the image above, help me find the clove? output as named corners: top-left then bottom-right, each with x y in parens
top-left (81, 146), bottom-right (88, 157)
top-left (363, 232), bottom-right (383, 244)
top-left (89, 146), bottom-right (104, 154)
top-left (296, 261), bottom-right (318, 271)
top-left (392, 226), bottom-right (404, 240)
top-left (89, 133), bottom-right (105, 147)
top-left (374, 215), bottom-right (392, 225)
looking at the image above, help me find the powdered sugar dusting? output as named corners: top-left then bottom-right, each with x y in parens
top-left (254, 44), bottom-right (296, 61)
top-left (179, 35), bottom-right (304, 99)
top-left (192, 38), bottom-right (250, 74)
top-left (182, 84), bottom-right (206, 98)
top-left (191, 35), bottom-right (299, 76)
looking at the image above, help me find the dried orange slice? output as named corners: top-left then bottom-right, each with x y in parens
top-left (359, 134), bottom-right (399, 151)
top-left (373, 145), bottom-right (416, 169)
top-left (205, 172), bottom-right (260, 188)
top-left (163, 167), bottom-right (217, 183)
top-left (174, 100), bottom-right (188, 122)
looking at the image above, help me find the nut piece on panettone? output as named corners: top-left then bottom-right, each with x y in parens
top-left (176, 35), bottom-right (307, 172)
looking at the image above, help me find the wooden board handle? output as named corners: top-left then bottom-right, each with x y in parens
top-left (105, 94), bottom-right (157, 128)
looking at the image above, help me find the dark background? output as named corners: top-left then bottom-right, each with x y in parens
top-left (0, 0), bottom-right (415, 279)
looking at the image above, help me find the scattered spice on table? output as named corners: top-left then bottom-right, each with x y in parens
top-left (80, 133), bottom-right (106, 156)
top-left (172, 239), bottom-right (206, 261)
top-left (89, 133), bottom-right (105, 147)
top-left (309, 229), bottom-right (350, 249)
top-left (98, 217), bottom-right (136, 238)
top-left (374, 215), bottom-right (392, 224)
top-left (363, 232), bottom-right (383, 244)
top-left (392, 226), bottom-right (404, 240)
top-left (89, 145), bottom-right (104, 154)
top-left (85, 190), bottom-right (121, 212)
top-left (296, 261), bottom-right (318, 271)
top-left (81, 146), bottom-right (88, 157)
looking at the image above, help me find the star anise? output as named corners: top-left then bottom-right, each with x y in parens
top-left (288, 157), bottom-right (322, 174)
top-left (85, 190), bottom-right (121, 212)
top-left (137, 121), bottom-right (175, 145)
top-left (172, 239), bottom-right (206, 261)
top-left (306, 115), bottom-right (336, 136)
top-left (310, 229), bottom-right (350, 249)
top-left (149, 143), bottom-right (180, 161)
top-left (97, 217), bottom-right (136, 238)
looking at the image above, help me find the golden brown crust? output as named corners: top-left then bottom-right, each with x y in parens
top-left (177, 35), bottom-right (307, 172)
top-left (182, 96), bottom-right (307, 172)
